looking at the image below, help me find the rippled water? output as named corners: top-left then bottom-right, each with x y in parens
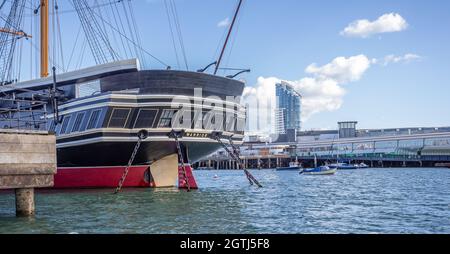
top-left (1, 168), bottom-right (449, 234)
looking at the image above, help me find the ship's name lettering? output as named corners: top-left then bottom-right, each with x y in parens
top-left (186, 133), bottom-right (208, 138)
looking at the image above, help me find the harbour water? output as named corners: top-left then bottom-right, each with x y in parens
top-left (0, 168), bottom-right (449, 234)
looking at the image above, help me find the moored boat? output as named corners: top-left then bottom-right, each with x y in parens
top-left (276, 161), bottom-right (302, 171)
top-left (329, 162), bottom-right (358, 170)
top-left (300, 166), bottom-right (337, 175)
top-left (357, 163), bottom-right (369, 169)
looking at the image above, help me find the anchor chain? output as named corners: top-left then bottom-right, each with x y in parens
top-left (212, 133), bottom-right (262, 188)
top-left (114, 130), bottom-right (149, 194)
top-left (229, 138), bottom-right (263, 188)
top-left (169, 130), bottom-right (191, 192)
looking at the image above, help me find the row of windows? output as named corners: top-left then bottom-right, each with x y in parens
top-left (425, 138), bottom-right (450, 147)
top-left (50, 109), bottom-right (102, 135)
top-left (296, 138), bottom-right (450, 154)
top-left (52, 107), bottom-right (244, 135)
top-left (106, 108), bottom-right (243, 132)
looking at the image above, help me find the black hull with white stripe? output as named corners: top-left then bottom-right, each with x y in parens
top-left (2, 60), bottom-right (246, 170)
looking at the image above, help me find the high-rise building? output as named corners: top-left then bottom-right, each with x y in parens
top-left (274, 108), bottom-right (286, 134)
top-left (275, 81), bottom-right (302, 134)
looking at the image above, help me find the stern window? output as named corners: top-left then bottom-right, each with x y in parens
top-left (158, 109), bottom-right (177, 128)
top-left (108, 108), bottom-right (131, 128)
top-left (72, 112), bottom-right (86, 133)
top-left (60, 116), bottom-right (71, 135)
top-left (134, 109), bottom-right (158, 129)
top-left (87, 109), bottom-right (102, 130)
top-left (48, 120), bottom-right (56, 132)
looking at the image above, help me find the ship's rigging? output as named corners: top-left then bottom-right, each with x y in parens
top-left (0, 0), bottom-right (170, 86)
top-left (0, 0), bottom-right (27, 85)
top-left (0, 0), bottom-right (170, 130)
top-left (0, 0), bottom-right (249, 131)
top-left (71, 0), bottom-right (119, 65)
top-left (0, 0), bottom-right (249, 85)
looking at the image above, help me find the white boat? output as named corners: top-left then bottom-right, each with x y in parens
top-left (357, 163), bottom-right (369, 169)
top-left (276, 161), bottom-right (302, 171)
top-left (328, 162), bottom-right (358, 170)
top-left (301, 166), bottom-right (337, 175)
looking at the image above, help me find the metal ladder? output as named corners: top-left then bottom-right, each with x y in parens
top-left (169, 130), bottom-right (191, 192)
top-left (212, 132), bottom-right (262, 188)
top-left (114, 130), bottom-right (149, 194)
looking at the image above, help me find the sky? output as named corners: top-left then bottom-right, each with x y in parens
top-left (4, 0), bottom-right (450, 131)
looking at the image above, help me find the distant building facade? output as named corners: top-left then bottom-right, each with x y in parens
top-left (275, 81), bottom-right (302, 134)
top-left (274, 108), bottom-right (286, 134)
top-left (338, 121), bottom-right (358, 139)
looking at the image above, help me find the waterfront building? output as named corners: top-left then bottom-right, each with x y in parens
top-left (338, 121), bottom-right (358, 139)
top-left (274, 108), bottom-right (286, 134)
top-left (202, 123), bottom-right (450, 168)
top-left (275, 81), bottom-right (302, 134)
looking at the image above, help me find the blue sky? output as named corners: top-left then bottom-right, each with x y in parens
top-left (7, 0), bottom-right (450, 130)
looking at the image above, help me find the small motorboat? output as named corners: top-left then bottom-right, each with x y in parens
top-left (300, 166), bottom-right (337, 175)
top-left (276, 162), bottom-right (302, 171)
top-left (196, 167), bottom-right (215, 171)
top-left (329, 162), bottom-right (358, 170)
top-left (357, 163), bottom-right (369, 169)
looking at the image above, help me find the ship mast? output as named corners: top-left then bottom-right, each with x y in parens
top-left (40, 0), bottom-right (49, 78)
top-left (214, 0), bottom-right (243, 75)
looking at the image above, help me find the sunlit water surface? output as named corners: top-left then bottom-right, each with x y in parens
top-left (1, 168), bottom-right (449, 233)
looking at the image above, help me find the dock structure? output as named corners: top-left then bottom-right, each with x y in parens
top-left (0, 130), bottom-right (56, 216)
top-left (435, 163), bottom-right (450, 168)
top-left (196, 129), bottom-right (450, 170)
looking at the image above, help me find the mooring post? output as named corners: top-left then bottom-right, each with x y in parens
top-left (15, 188), bottom-right (35, 216)
top-left (1, 131), bottom-right (56, 217)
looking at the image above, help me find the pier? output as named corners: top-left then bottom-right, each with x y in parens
top-left (0, 130), bottom-right (56, 216)
top-left (196, 129), bottom-right (450, 169)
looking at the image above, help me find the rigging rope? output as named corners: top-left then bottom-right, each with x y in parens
top-left (66, 25), bottom-right (82, 71)
top-left (169, 0), bottom-right (188, 70)
top-left (0, 0), bottom-right (6, 10)
top-left (71, 0), bottom-right (118, 65)
top-left (120, 1), bottom-right (139, 63)
top-left (171, 1), bottom-right (187, 70)
top-left (164, 0), bottom-right (180, 69)
top-left (127, 0), bottom-right (146, 68)
top-left (108, 0), bottom-right (130, 59)
top-left (55, 0), bottom-right (65, 72)
top-left (101, 0), bottom-right (123, 60)
top-left (89, 5), bottom-right (170, 68)
top-left (111, 0), bottom-right (132, 60)
top-left (0, 0), bottom-right (27, 84)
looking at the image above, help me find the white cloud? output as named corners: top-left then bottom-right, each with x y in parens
top-left (243, 55), bottom-right (372, 133)
top-left (217, 17), bottom-right (230, 28)
top-left (305, 55), bottom-right (371, 83)
top-left (381, 53), bottom-right (421, 66)
top-left (341, 13), bottom-right (408, 38)
top-left (290, 55), bottom-right (370, 120)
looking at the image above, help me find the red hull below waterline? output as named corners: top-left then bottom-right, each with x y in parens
top-left (53, 165), bottom-right (198, 189)
top-left (54, 166), bottom-right (154, 189)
